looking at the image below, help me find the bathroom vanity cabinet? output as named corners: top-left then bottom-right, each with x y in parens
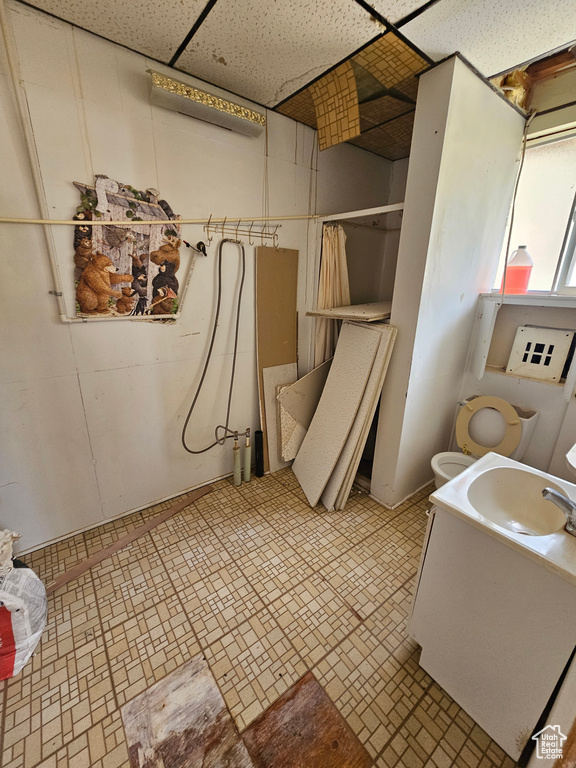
top-left (409, 506), bottom-right (576, 761)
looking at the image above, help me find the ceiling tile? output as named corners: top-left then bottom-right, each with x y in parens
top-left (25, 0), bottom-right (207, 62)
top-left (349, 110), bottom-right (415, 159)
top-left (276, 89), bottom-right (317, 128)
top-left (175, 0), bottom-right (381, 107)
top-left (310, 62), bottom-right (360, 150)
top-left (400, 0), bottom-right (576, 77)
top-left (353, 33), bottom-right (428, 88)
top-left (359, 96), bottom-right (413, 132)
top-left (368, 0), bottom-right (431, 24)
top-left (394, 73), bottom-right (420, 102)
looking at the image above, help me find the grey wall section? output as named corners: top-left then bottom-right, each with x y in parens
top-left (316, 143), bottom-right (393, 216)
top-left (371, 57), bottom-right (525, 507)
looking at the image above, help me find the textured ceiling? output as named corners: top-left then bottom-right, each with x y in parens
top-left (23, 0), bottom-right (208, 62)
top-left (175, 0), bottom-right (382, 107)
top-left (401, 0), bottom-right (576, 76)
top-left (369, 0), bottom-right (433, 24)
top-left (20, 0), bottom-right (576, 160)
top-left (277, 31), bottom-right (427, 160)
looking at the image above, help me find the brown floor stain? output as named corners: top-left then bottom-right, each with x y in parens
top-left (242, 671), bottom-right (373, 768)
top-left (121, 654), bottom-right (254, 768)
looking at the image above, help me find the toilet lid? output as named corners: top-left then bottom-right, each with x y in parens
top-left (455, 396), bottom-right (521, 458)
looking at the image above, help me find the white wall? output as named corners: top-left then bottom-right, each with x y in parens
top-left (315, 143), bottom-right (393, 216)
top-left (387, 157), bottom-right (409, 204)
top-left (456, 298), bottom-right (576, 481)
top-left (343, 217), bottom-right (404, 305)
top-left (549, 395), bottom-right (576, 480)
top-left (459, 368), bottom-right (570, 475)
top-left (371, 57), bottom-right (525, 506)
top-left (0, 1), bottom-right (392, 552)
top-left (344, 224), bottom-right (389, 304)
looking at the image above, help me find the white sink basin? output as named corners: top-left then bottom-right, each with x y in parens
top-left (430, 453), bottom-right (576, 587)
top-left (467, 467), bottom-right (567, 536)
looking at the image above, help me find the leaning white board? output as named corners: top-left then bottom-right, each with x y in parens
top-left (292, 322), bottom-right (380, 507)
top-left (277, 359), bottom-right (332, 429)
top-left (262, 364), bottom-right (297, 473)
top-left (334, 323), bottom-right (397, 510)
top-left (278, 386), bottom-right (307, 461)
top-left (322, 323), bottom-right (397, 511)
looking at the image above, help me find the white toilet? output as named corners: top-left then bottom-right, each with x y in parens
top-left (431, 395), bottom-right (539, 488)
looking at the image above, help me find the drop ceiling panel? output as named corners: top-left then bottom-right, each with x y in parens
top-left (354, 32), bottom-right (428, 88)
top-left (394, 74), bottom-right (420, 102)
top-left (401, 0), bottom-right (576, 77)
top-left (310, 62), bottom-right (360, 150)
top-left (369, 0), bottom-right (431, 24)
top-left (276, 89), bottom-right (317, 128)
top-left (360, 97), bottom-right (413, 132)
top-left (350, 110), bottom-right (415, 159)
top-left (26, 0), bottom-right (207, 62)
top-left (175, 0), bottom-right (381, 107)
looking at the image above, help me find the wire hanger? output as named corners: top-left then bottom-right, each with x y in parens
top-left (205, 214), bottom-right (213, 245)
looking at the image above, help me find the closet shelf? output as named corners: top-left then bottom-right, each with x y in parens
top-left (306, 301), bottom-right (392, 322)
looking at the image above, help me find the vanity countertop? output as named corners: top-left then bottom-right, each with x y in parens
top-left (430, 452), bottom-right (576, 586)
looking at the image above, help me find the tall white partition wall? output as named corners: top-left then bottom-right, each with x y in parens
top-left (371, 56), bottom-right (526, 507)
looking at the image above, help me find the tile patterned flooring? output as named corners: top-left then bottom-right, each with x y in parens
top-left (0, 470), bottom-right (517, 768)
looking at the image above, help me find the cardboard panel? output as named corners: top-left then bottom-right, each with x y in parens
top-left (256, 247), bottom-right (299, 472)
top-left (292, 322), bottom-right (380, 507)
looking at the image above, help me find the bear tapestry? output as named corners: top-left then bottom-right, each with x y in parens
top-left (73, 176), bottom-right (181, 318)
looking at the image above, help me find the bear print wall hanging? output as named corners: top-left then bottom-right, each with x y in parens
top-left (73, 176), bottom-right (182, 318)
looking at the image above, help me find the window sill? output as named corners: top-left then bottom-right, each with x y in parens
top-left (483, 292), bottom-right (576, 308)
top-left (484, 364), bottom-right (566, 386)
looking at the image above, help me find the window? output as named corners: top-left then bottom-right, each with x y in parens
top-left (553, 193), bottom-right (576, 292)
top-left (493, 135), bottom-right (576, 293)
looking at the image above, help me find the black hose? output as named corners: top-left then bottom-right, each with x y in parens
top-left (181, 239), bottom-right (246, 454)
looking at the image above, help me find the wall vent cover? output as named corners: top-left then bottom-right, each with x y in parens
top-left (506, 326), bottom-right (574, 381)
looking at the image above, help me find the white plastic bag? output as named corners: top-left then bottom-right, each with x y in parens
top-left (0, 531), bottom-right (47, 679)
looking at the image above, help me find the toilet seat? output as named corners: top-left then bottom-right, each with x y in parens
top-left (455, 395), bottom-right (521, 458)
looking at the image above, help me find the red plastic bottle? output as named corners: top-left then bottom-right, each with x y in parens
top-left (500, 246), bottom-right (533, 294)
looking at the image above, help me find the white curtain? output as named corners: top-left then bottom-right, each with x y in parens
top-left (314, 223), bottom-right (351, 367)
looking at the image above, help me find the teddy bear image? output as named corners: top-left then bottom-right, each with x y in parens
top-left (131, 255), bottom-right (149, 315)
top-left (73, 210), bottom-right (92, 248)
top-left (115, 287), bottom-right (135, 314)
top-left (76, 253), bottom-right (132, 315)
top-left (149, 261), bottom-right (179, 315)
top-left (73, 237), bottom-right (93, 278)
top-left (150, 236), bottom-right (181, 272)
top-left (147, 236), bottom-right (180, 315)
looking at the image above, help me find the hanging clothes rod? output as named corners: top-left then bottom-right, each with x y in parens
top-left (0, 203), bottom-right (405, 227)
top-left (0, 214), bottom-right (316, 226)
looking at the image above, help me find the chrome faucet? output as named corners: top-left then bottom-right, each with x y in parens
top-left (542, 488), bottom-right (576, 536)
